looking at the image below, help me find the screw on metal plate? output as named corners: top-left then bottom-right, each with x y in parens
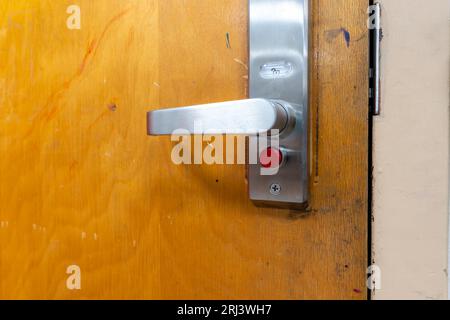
top-left (270, 183), bottom-right (281, 196)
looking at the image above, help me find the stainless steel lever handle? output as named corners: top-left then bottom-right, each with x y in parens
top-left (147, 99), bottom-right (291, 136)
top-left (146, 0), bottom-right (309, 210)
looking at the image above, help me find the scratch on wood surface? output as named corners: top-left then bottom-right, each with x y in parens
top-left (325, 27), bottom-right (351, 48)
top-left (226, 32), bottom-right (231, 49)
top-left (24, 7), bottom-right (133, 138)
top-left (233, 58), bottom-right (248, 70)
top-left (31, 224), bottom-right (45, 232)
top-left (87, 109), bottom-right (111, 130)
top-left (92, 7), bottom-right (133, 58)
top-left (108, 103), bottom-right (117, 112)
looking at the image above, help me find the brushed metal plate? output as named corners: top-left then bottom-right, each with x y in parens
top-left (248, 0), bottom-right (309, 209)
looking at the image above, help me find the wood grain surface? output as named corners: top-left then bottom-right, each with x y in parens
top-left (0, 0), bottom-right (369, 299)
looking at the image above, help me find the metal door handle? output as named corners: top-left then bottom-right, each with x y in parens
top-left (146, 0), bottom-right (309, 210)
top-left (147, 99), bottom-right (295, 136)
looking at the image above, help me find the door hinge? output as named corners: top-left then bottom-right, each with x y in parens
top-left (369, 3), bottom-right (381, 116)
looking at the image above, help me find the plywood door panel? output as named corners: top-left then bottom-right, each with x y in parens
top-left (0, 0), bottom-right (369, 299)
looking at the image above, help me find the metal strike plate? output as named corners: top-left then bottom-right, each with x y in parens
top-left (248, 0), bottom-right (309, 209)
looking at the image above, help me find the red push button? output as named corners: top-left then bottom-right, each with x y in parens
top-left (260, 147), bottom-right (283, 169)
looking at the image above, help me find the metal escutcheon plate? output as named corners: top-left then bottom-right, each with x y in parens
top-left (248, 0), bottom-right (309, 210)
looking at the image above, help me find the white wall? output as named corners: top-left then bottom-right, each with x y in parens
top-left (373, 0), bottom-right (449, 300)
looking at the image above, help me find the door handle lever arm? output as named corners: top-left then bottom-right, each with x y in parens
top-left (147, 98), bottom-right (292, 136)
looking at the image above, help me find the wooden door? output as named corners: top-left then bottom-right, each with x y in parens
top-left (0, 0), bottom-right (369, 299)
